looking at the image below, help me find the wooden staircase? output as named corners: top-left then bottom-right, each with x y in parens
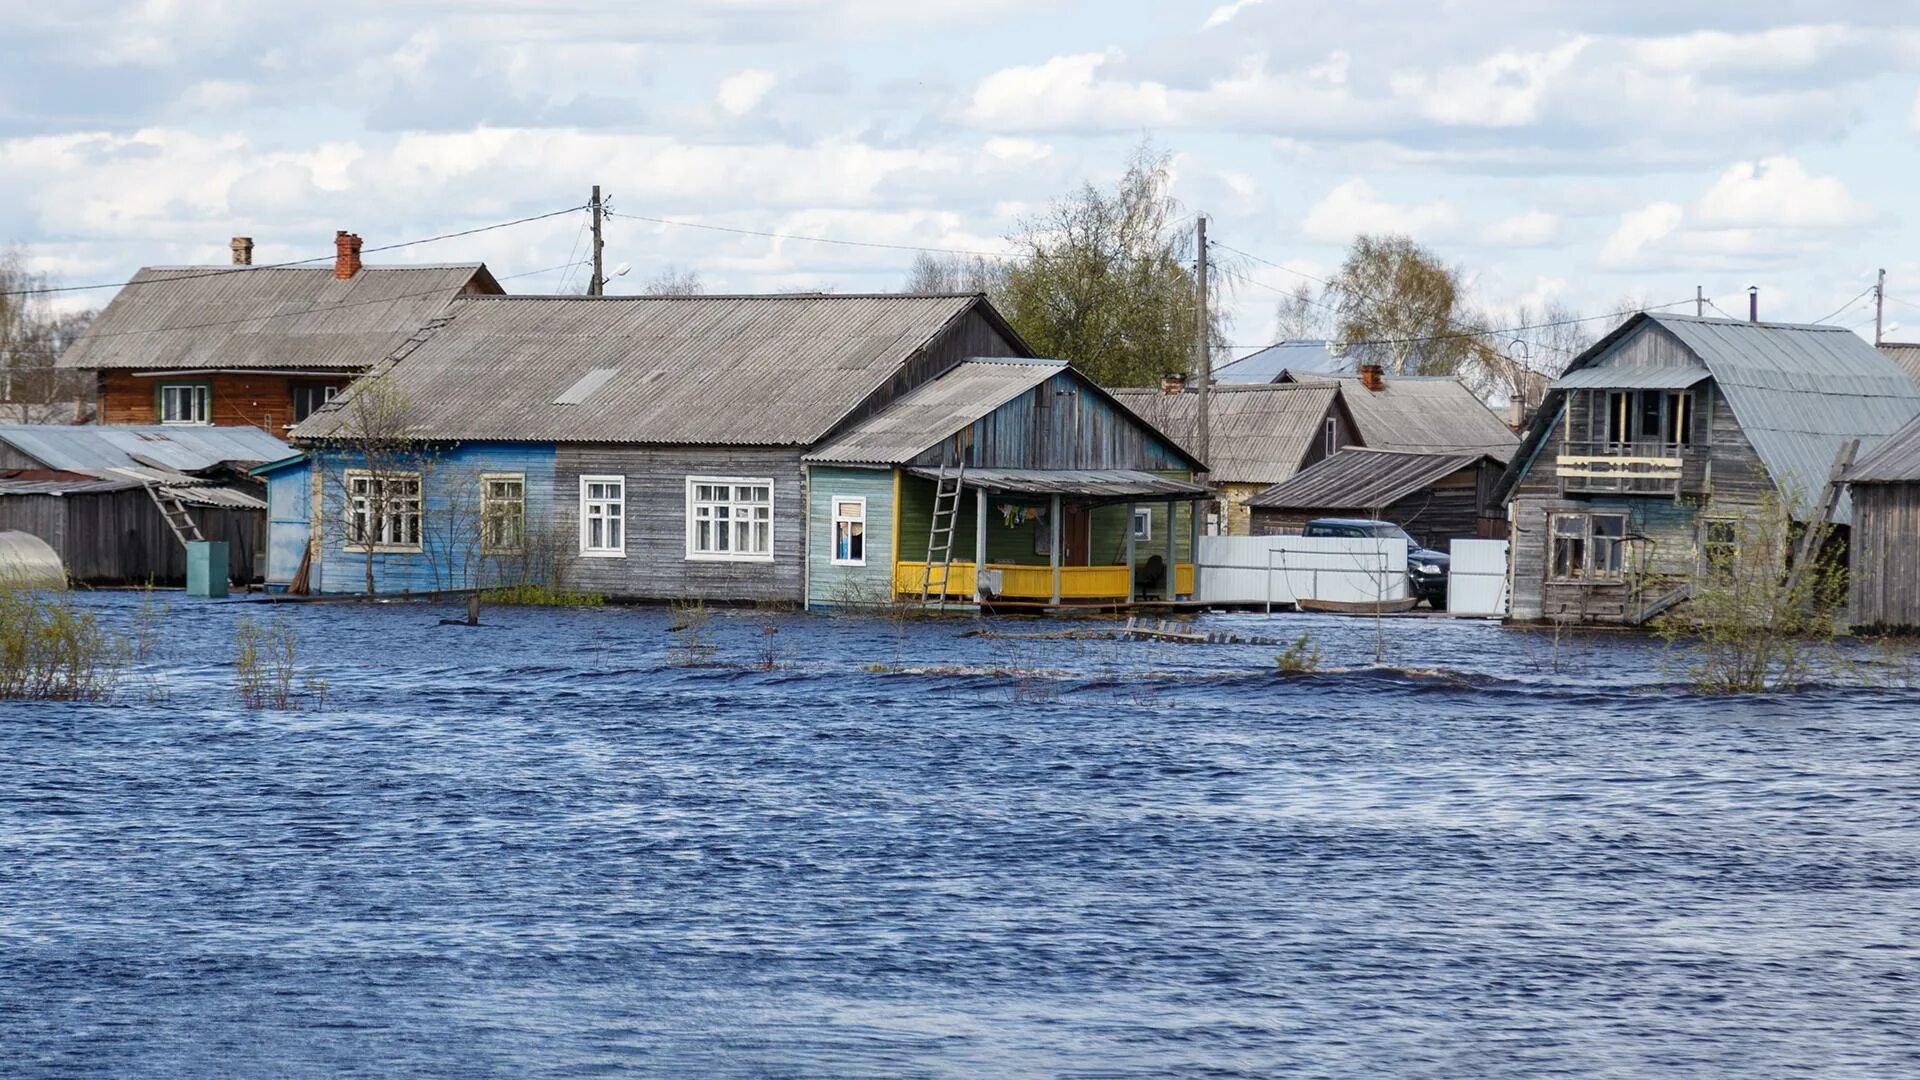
top-left (145, 483), bottom-right (205, 547)
top-left (920, 458), bottom-right (967, 611)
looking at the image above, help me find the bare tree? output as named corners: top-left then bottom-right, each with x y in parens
top-left (903, 252), bottom-right (1002, 295)
top-left (1, 248), bottom-right (96, 422)
top-left (317, 378), bottom-right (434, 596)
top-left (643, 265), bottom-right (705, 297)
top-left (1325, 234), bottom-right (1492, 377)
top-left (1271, 281), bottom-right (1331, 343)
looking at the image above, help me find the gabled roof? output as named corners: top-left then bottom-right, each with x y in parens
top-left (1845, 411), bottom-right (1920, 484)
top-left (58, 264), bottom-right (499, 372)
top-left (293, 293), bottom-right (1025, 446)
top-left (1510, 313), bottom-right (1920, 522)
top-left (1108, 384), bottom-right (1342, 485)
top-left (1283, 373), bottom-right (1518, 462)
top-left (1246, 447), bottom-right (1492, 510)
top-left (0, 424), bottom-right (292, 473)
top-left (806, 358), bottom-right (1063, 465)
top-left (1212, 341), bottom-right (1345, 384)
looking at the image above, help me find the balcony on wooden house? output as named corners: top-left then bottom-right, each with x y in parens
top-left (1550, 368), bottom-right (1710, 499)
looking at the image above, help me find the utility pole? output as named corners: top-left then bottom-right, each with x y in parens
top-left (588, 185), bottom-right (605, 297)
top-left (1875, 268), bottom-right (1886, 346)
top-left (1193, 214), bottom-right (1210, 472)
top-left (1696, 285), bottom-right (1704, 318)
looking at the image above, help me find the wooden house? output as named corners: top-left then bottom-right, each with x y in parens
top-left (1497, 313), bottom-right (1920, 625)
top-left (0, 424), bottom-right (290, 584)
top-left (273, 293), bottom-right (1204, 606)
top-left (1245, 447), bottom-right (1506, 546)
top-left (1841, 414), bottom-right (1920, 630)
top-left (1277, 366), bottom-right (1519, 462)
top-left (56, 233), bottom-right (501, 437)
top-left (1108, 383), bottom-right (1356, 535)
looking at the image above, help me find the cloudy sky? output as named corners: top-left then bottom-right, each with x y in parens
top-left (5, 0), bottom-right (1920, 347)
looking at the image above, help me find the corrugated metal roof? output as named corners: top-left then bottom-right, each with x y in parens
top-left (806, 359), bottom-right (1066, 464)
top-left (0, 531), bottom-right (65, 588)
top-left (1878, 343), bottom-right (1920, 386)
top-left (58, 264), bottom-right (492, 372)
top-left (293, 293), bottom-right (1004, 446)
top-left (1213, 341), bottom-right (1345, 384)
top-left (0, 424), bottom-right (292, 472)
top-left (1553, 366), bottom-right (1710, 390)
top-left (1246, 448), bottom-right (1487, 510)
top-left (1287, 374), bottom-right (1519, 461)
top-left (1108, 385), bottom-right (1339, 485)
top-left (905, 467), bottom-right (1208, 499)
top-left (1844, 412), bottom-right (1920, 483)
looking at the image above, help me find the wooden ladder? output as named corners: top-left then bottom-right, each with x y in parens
top-left (921, 458), bottom-right (967, 611)
top-left (145, 483), bottom-right (205, 547)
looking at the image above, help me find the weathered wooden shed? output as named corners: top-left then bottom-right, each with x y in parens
top-left (1842, 414), bottom-right (1920, 630)
top-left (1245, 448), bottom-right (1505, 546)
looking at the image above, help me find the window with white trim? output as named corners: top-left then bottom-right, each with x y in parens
top-left (1324, 416), bottom-right (1337, 456)
top-left (1132, 507), bottom-right (1152, 542)
top-left (687, 477), bottom-right (773, 560)
top-left (482, 474), bottom-right (525, 554)
top-left (831, 496), bottom-right (866, 565)
top-left (580, 476), bottom-right (624, 556)
top-left (346, 471), bottom-right (422, 550)
top-left (159, 383), bottom-right (209, 425)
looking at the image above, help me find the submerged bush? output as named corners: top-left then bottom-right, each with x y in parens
top-left (1276, 634), bottom-right (1322, 676)
top-left (0, 583), bottom-right (121, 701)
top-left (234, 614), bottom-right (300, 710)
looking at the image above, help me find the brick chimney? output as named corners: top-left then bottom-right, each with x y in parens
top-left (334, 231), bottom-right (363, 279)
top-left (230, 236), bottom-right (253, 266)
top-left (1160, 372), bottom-right (1188, 394)
top-left (1358, 363), bottom-right (1386, 392)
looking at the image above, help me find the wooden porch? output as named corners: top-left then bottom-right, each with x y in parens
top-left (893, 560), bottom-right (1196, 605)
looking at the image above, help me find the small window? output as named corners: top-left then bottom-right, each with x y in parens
top-left (346, 471), bottom-right (422, 550)
top-left (1666, 391), bottom-right (1693, 447)
top-left (482, 474), bottom-right (526, 554)
top-left (687, 477), bottom-right (773, 561)
top-left (159, 383), bottom-right (209, 425)
top-left (1324, 416), bottom-right (1337, 456)
top-left (1703, 518), bottom-right (1738, 581)
top-left (831, 496), bottom-right (866, 565)
top-left (292, 383), bottom-right (342, 422)
top-left (1132, 507), bottom-right (1152, 542)
top-left (1550, 512), bottom-right (1627, 583)
top-left (1591, 514), bottom-right (1626, 578)
top-left (1551, 514), bottom-right (1587, 580)
top-left (580, 475), bottom-right (625, 556)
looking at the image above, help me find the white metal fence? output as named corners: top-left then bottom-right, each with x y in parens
top-left (1197, 536), bottom-right (1407, 609)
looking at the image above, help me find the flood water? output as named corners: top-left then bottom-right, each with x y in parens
top-left (3, 595), bottom-right (1918, 1077)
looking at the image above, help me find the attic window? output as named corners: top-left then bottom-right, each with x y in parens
top-left (553, 368), bottom-right (618, 406)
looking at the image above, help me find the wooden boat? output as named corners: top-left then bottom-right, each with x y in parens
top-left (1296, 595), bottom-right (1420, 615)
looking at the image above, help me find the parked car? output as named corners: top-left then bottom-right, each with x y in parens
top-left (1301, 517), bottom-right (1449, 608)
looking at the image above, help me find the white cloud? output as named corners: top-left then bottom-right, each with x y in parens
top-left (1202, 0), bottom-right (1264, 31)
top-left (1302, 178), bottom-right (1457, 243)
top-left (964, 51), bottom-right (1172, 130)
top-left (1696, 156), bottom-right (1871, 228)
top-left (1633, 24), bottom-right (1864, 74)
top-left (1391, 39), bottom-right (1587, 127)
top-left (1600, 202), bottom-right (1684, 267)
top-left (716, 69), bottom-right (777, 116)
top-left (1488, 210), bottom-right (1560, 247)
top-left (981, 137), bottom-right (1052, 163)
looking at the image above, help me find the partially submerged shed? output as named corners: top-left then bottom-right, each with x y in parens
top-left (1842, 413), bottom-right (1920, 630)
top-left (1245, 447), bottom-right (1505, 546)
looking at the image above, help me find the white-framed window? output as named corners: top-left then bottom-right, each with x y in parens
top-left (1549, 512), bottom-right (1626, 582)
top-left (482, 474), bottom-right (526, 554)
top-left (159, 383), bottom-right (209, 425)
top-left (1324, 416), bottom-right (1337, 456)
top-left (1132, 506), bottom-right (1152, 542)
top-left (345, 470), bottom-right (422, 550)
top-left (687, 477), bottom-right (773, 561)
top-left (291, 383), bottom-right (342, 422)
top-left (580, 475), bottom-right (625, 556)
top-left (830, 495), bottom-right (866, 565)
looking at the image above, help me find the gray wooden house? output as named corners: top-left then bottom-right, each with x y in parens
top-left (1245, 447), bottom-right (1505, 545)
top-left (1841, 414), bottom-right (1920, 630)
top-left (1496, 313), bottom-right (1920, 625)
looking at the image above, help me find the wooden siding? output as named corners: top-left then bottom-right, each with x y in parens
top-left (1849, 483), bottom-right (1920, 629)
top-left (99, 370), bottom-right (353, 435)
top-left (308, 443), bottom-right (558, 595)
top-left (1249, 463), bottom-right (1493, 547)
top-left (832, 308), bottom-right (1025, 436)
top-left (805, 465), bottom-right (897, 608)
top-left (1509, 380), bottom-right (1777, 623)
top-left (909, 373), bottom-right (1193, 472)
top-left (265, 462), bottom-right (311, 585)
top-left (554, 444), bottom-right (805, 604)
top-left (0, 489), bottom-right (261, 585)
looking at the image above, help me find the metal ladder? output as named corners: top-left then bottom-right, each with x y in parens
top-left (145, 483), bottom-right (205, 546)
top-left (921, 457), bottom-right (967, 611)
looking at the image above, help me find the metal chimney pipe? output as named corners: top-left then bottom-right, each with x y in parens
top-left (1748, 286), bottom-right (1758, 323)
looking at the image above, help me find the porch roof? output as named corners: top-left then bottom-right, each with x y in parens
top-left (907, 467), bottom-right (1208, 500)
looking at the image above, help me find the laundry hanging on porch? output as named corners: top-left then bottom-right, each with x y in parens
top-left (998, 503), bottom-right (1045, 529)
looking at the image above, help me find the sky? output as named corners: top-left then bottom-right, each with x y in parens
top-left (5, 0), bottom-right (1920, 352)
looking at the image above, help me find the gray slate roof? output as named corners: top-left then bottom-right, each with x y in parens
top-left (293, 293), bottom-right (1011, 446)
top-left (1526, 313), bottom-right (1920, 522)
top-left (0, 424), bottom-right (292, 472)
top-left (58, 264), bottom-right (496, 372)
top-left (1108, 384), bottom-right (1341, 486)
top-left (1284, 373), bottom-right (1519, 461)
top-left (807, 358), bottom-right (1066, 465)
top-left (1247, 448), bottom-right (1488, 510)
top-left (904, 468), bottom-right (1207, 499)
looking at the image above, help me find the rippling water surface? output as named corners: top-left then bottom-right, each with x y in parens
top-left (3, 597), bottom-right (1917, 1077)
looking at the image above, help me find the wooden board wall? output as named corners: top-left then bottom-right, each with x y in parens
top-left (97, 371), bottom-right (353, 435)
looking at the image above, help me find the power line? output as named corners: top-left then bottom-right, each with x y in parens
top-left (2, 205), bottom-right (588, 298)
top-left (1813, 285), bottom-right (1876, 326)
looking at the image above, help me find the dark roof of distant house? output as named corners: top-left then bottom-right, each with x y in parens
top-left (1517, 313), bottom-right (1920, 523)
top-left (292, 292), bottom-right (1027, 446)
top-left (0, 423), bottom-right (292, 473)
top-left (58, 263), bottom-right (500, 372)
top-left (1283, 372), bottom-right (1519, 462)
top-left (1108, 384), bottom-right (1343, 485)
top-left (1212, 341), bottom-right (1345, 384)
top-left (1246, 447), bottom-right (1493, 510)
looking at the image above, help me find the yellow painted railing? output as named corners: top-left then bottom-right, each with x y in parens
top-left (893, 561), bottom-right (1195, 602)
